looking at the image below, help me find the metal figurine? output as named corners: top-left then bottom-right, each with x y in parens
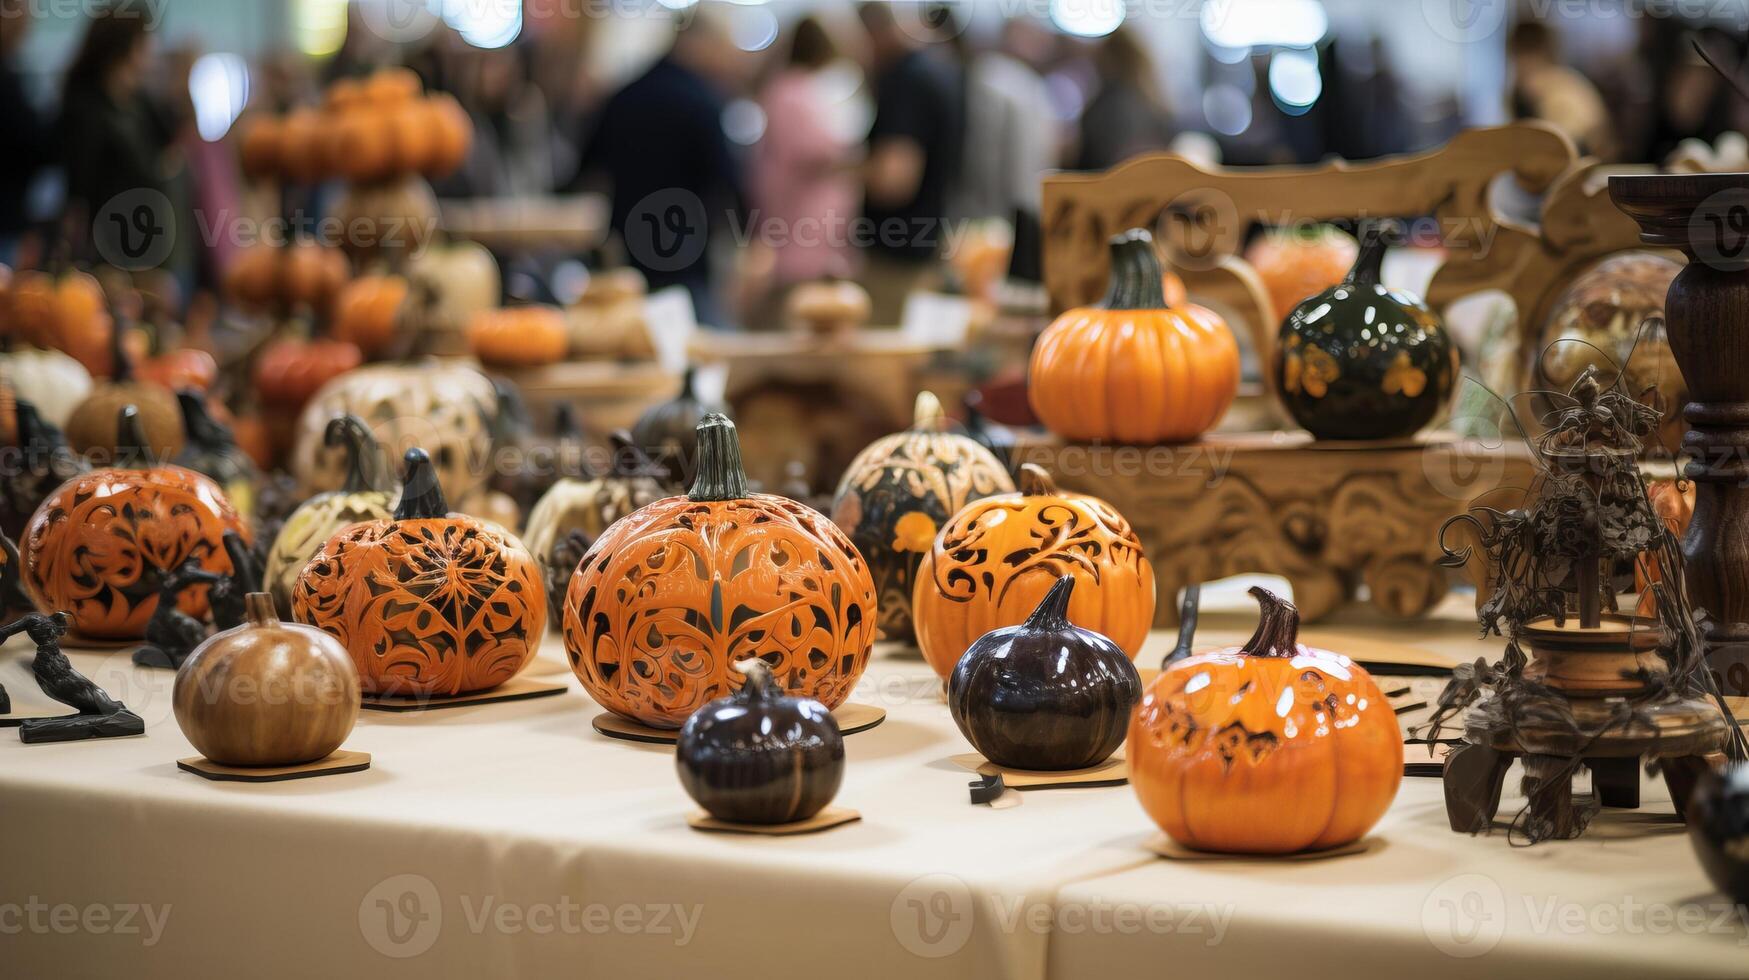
top-left (1431, 360), bottom-right (1744, 843)
top-left (0, 610), bottom-right (145, 743)
top-left (0, 400), bottom-right (89, 540)
top-left (132, 560), bottom-right (227, 669)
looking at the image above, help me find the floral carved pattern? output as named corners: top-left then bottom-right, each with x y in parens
top-left (564, 493), bottom-right (877, 729)
top-left (292, 517), bottom-right (545, 697)
top-left (24, 467), bottom-right (248, 639)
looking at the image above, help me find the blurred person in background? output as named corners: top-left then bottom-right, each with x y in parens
top-left (953, 17), bottom-right (1056, 226)
top-left (0, 0), bottom-right (55, 266)
top-left (1075, 26), bottom-right (1173, 170)
top-left (61, 1), bottom-right (194, 292)
top-left (449, 43), bottom-right (555, 198)
top-left (857, 1), bottom-right (963, 324)
top-left (748, 15), bottom-right (861, 326)
top-left (571, 7), bottom-right (748, 326)
top-left (1507, 19), bottom-right (1617, 159)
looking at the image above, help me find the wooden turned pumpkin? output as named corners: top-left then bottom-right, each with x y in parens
top-left (24, 405), bottom-right (249, 639)
top-left (1129, 587), bottom-right (1403, 854)
top-left (831, 391), bottom-right (1014, 643)
top-left (565, 267), bottom-right (652, 360)
top-left (332, 274), bottom-right (409, 358)
top-left (253, 322), bottom-right (365, 412)
top-left (523, 430), bottom-right (663, 612)
top-left (293, 447), bottom-right (545, 697)
top-left (1029, 229), bottom-right (1239, 444)
top-left (0, 346), bottom-right (92, 429)
top-left (263, 415), bottom-right (395, 617)
top-left (563, 413), bottom-right (877, 729)
top-left (1244, 224), bottom-right (1359, 323)
top-left (10, 268), bottom-right (110, 376)
top-left (64, 320), bottom-right (184, 460)
top-left (912, 463), bottom-right (1155, 679)
top-left (785, 279), bottom-right (872, 337)
top-left (631, 366), bottom-right (726, 490)
top-left (291, 360), bottom-right (497, 506)
top-left (467, 306), bottom-right (569, 369)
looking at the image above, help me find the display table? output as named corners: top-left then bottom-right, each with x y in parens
top-left (3, 591), bottom-right (1743, 979)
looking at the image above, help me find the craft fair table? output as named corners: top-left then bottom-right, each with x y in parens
top-left (3, 591), bottom-right (1745, 980)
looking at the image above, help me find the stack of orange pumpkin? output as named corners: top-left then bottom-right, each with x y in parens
top-left (235, 68), bottom-right (472, 186)
top-left (331, 274), bottom-right (411, 358)
top-left (224, 240), bottom-right (350, 316)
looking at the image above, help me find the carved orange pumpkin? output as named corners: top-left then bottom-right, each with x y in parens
top-left (831, 391), bottom-right (1014, 643)
top-left (912, 463), bottom-right (1155, 678)
top-left (564, 413), bottom-right (877, 729)
top-left (1244, 224), bottom-right (1358, 324)
top-left (467, 306), bottom-right (568, 369)
top-left (1129, 587), bottom-right (1403, 854)
top-left (23, 406), bottom-right (249, 639)
top-left (293, 447), bottom-right (545, 697)
top-left (1029, 230), bottom-right (1239, 444)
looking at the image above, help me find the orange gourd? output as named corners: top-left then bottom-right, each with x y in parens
top-left (421, 94), bottom-right (473, 178)
top-left (278, 108), bottom-right (330, 185)
top-left (1244, 225), bottom-right (1358, 324)
top-left (331, 107), bottom-right (397, 184)
top-left (332, 275), bottom-right (409, 357)
top-left (237, 115), bottom-right (284, 181)
top-left (1129, 587), bottom-right (1403, 854)
top-left (254, 325), bottom-right (364, 411)
top-left (563, 414), bottom-right (877, 729)
top-left (10, 269), bottom-right (111, 376)
top-left (1028, 229), bottom-right (1238, 444)
top-left (224, 245), bottom-right (282, 311)
top-left (281, 239), bottom-right (350, 314)
top-left (293, 447), bottom-right (545, 697)
top-left (467, 306), bottom-right (568, 369)
top-left (24, 405), bottom-right (250, 639)
top-left (912, 463), bottom-right (1155, 678)
top-left (365, 67), bottom-right (421, 105)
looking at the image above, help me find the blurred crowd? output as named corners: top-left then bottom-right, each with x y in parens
top-left (4, 2), bottom-right (1749, 329)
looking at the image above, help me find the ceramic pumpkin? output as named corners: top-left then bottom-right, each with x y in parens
top-left (831, 391), bottom-right (1014, 643)
top-left (467, 306), bottom-right (568, 369)
top-left (565, 267), bottom-right (651, 359)
top-left (263, 415), bottom-right (396, 617)
top-left (63, 321), bottom-right (184, 460)
top-left (912, 463), bottom-right (1155, 678)
top-left (563, 413), bottom-right (877, 729)
top-left (23, 405), bottom-right (249, 640)
top-left (406, 239), bottom-right (500, 354)
top-left (253, 323), bottom-right (365, 412)
top-left (237, 114), bottom-right (283, 181)
top-left (281, 239), bottom-right (351, 315)
top-left (292, 447), bottom-right (545, 697)
top-left (1272, 225), bottom-right (1459, 440)
top-left (420, 93), bottom-right (474, 178)
top-left (331, 177), bottom-right (437, 264)
top-left (785, 279), bottom-right (872, 337)
top-left (291, 360), bottom-right (497, 505)
top-left (631, 366), bottom-right (726, 490)
top-left (1129, 587), bottom-right (1402, 854)
top-left (1028, 229), bottom-right (1240, 444)
top-left (9, 268), bottom-right (110, 376)
top-left (1244, 224), bottom-right (1359, 323)
top-left (331, 275), bottom-right (409, 358)
top-left (0, 346), bottom-right (92, 429)
top-left (522, 431), bottom-right (663, 617)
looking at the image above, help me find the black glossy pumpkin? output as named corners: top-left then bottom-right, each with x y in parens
top-left (676, 659), bottom-right (845, 824)
top-left (0, 400), bottom-right (88, 540)
top-left (1270, 224), bottom-right (1459, 441)
top-left (1687, 763), bottom-right (1749, 905)
top-left (831, 391), bottom-right (1014, 644)
top-left (632, 365), bottom-right (725, 490)
top-left (948, 574), bottom-right (1141, 771)
top-left (174, 390), bottom-right (259, 516)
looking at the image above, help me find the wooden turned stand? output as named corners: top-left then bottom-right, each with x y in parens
top-left (1611, 174), bottom-right (1749, 695)
top-left (1444, 617), bottom-right (1730, 837)
top-left (1015, 433), bottom-right (1535, 626)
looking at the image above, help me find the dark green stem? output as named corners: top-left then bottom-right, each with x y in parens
top-left (1023, 575), bottom-right (1076, 631)
top-left (394, 448), bottom-right (449, 519)
top-left (686, 413), bottom-right (749, 502)
top-left (1243, 586), bottom-right (1302, 658)
top-left (325, 414), bottom-right (387, 494)
top-left (1344, 222), bottom-right (1393, 288)
top-left (1099, 229), bottom-right (1167, 310)
top-left (115, 405), bottom-right (151, 469)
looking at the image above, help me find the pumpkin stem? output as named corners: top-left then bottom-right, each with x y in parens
top-left (325, 414), bottom-right (391, 494)
top-left (244, 592), bottom-right (278, 629)
top-left (1344, 221), bottom-right (1394, 288)
top-left (224, 529), bottom-right (260, 593)
top-left (911, 391), bottom-right (947, 432)
top-left (687, 413), bottom-right (750, 502)
top-left (1099, 229), bottom-right (1168, 310)
top-left (1242, 586), bottom-right (1303, 658)
top-left (15, 401), bottom-right (55, 452)
top-left (108, 314), bottom-right (135, 383)
top-left (733, 657), bottom-right (776, 699)
top-left (394, 448), bottom-right (449, 519)
top-left (1023, 575), bottom-right (1076, 631)
top-left (175, 389), bottom-right (233, 450)
top-left (1018, 463), bottom-right (1058, 497)
top-left (678, 365), bottom-right (697, 400)
top-left (114, 404), bottom-right (151, 469)
top-left (555, 403), bottom-right (582, 442)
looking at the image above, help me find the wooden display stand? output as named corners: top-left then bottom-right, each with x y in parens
top-left (177, 750), bottom-right (372, 783)
top-left (1014, 433), bottom-right (1536, 626)
top-left (592, 703), bottom-right (887, 744)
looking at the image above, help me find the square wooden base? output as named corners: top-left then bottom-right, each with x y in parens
top-left (177, 749), bottom-right (372, 782)
top-left (592, 703), bottom-right (886, 744)
top-left (1145, 833), bottom-right (1378, 861)
top-left (686, 806), bottom-right (861, 836)
top-left (360, 675), bottom-right (569, 713)
top-left (950, 753), bottom-right (1128, 789)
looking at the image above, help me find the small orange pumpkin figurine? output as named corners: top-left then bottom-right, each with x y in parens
top-left (467, 306), bottom-right (568, 369)
top-left (912, 463), bottom-right (1155, 678)
top-left (23, 405), bottom-right (250, 639)
top-left (1028, 229), bottom-right (1239, 444)
top-left (564, 413), bottom-right (877, 729)
top-left (1129, 587), bottom-right (1403, 854)
top-left (293, 447), bottom-right (545, 698)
